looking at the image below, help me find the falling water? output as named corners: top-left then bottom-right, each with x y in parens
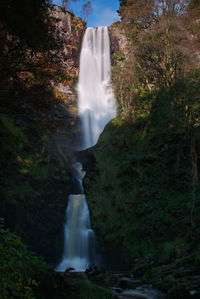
top-left (56, 162), bottom-right (95, 272)
top-left (78, 26), bottom-right (117, 149)
top-left (56, 27), bottom-right (116, 272)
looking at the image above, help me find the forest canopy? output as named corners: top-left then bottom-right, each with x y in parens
top-left (85, 2), bottom-right (200, 296)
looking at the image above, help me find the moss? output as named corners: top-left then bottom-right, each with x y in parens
top-left (0, 113), bottom-right (72, 264)
top-left (69, 279), bottom-right (118, 299)
top-left (168, 284), bottom-right (190, 299)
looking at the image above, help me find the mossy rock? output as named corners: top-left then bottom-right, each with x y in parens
top-left (68, 278), bottom-right (118, 299)
top-left (168, 284), bottom-right (192, 299)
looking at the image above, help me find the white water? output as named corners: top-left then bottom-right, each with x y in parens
top-left (56, 162), bottom-right (95, 272)
top-left (78, 26), bottom-right (117, 149)
top-left (56, 26), bottom-right (116, 272)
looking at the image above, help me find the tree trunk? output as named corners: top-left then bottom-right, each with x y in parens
top-left (62, 0), bottom-right (67, 9)
top-left (190, 134), bottom-right (198, 227)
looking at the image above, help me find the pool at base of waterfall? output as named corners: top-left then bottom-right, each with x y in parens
top-left (55, 257), bottom-right (89, 272)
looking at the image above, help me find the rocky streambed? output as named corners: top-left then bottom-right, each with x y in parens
top-left (82, 255), bottom-right (199, 299)
top-left (57, 255), bottom-right (200, 298)
top-left (84, 268), bottom-right (166, 299)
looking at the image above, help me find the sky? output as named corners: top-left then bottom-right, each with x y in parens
top-left (52, 0), bottom-right (120, 27)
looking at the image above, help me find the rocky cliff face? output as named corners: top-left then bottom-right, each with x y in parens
top-left (50, 5), bottom-right (86, 68)
top-left (49, 5), bottom-right (86, 120)
top-left (109, 23), bottom-right (127, 54)
top-left (50, 15), bottom-right (126, 121)
top-left (0, 6), bottom-right (87, 266)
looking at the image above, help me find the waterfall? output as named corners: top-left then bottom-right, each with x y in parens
top-left (56, 26), bottom-right (116, 272)
top-left (78, 26), bottom-right (117, 149)
top-left (56, 162), bottom-right (95, 272)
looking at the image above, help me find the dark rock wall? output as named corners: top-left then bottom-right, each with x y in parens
top-left (109, 23), bottom-right (127, 55)
top-left (50, 5), bottom-right (86, 120)
top-left (0, 6), bottom-right (86, 267)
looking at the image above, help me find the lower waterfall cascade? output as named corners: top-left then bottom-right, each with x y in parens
top-left (56, 162), bottom-right (95, 272)
top-left (56, 26), bottom-right (117, 272)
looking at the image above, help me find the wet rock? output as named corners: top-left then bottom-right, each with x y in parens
top-left (132, 264), bottom-right (151, 277)
top-left (118, 291), bottom-right (147, 299)
top-left (85, 266), bottom-right (106, 277)
top-left (86, 270), bottom-right (120, 287)
top-left (52, 103), bottom-right (69, 119)
top-left (117, 285), bottom-right (166, 299)
top-left (15, 117), bottom-right (27, 125)
top-left (119, 277), bottom-right (142, 289)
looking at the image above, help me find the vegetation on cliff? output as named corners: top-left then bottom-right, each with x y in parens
top-left (0, 218), bottom-right (117, 298)
top-left (1, 0), bottom-right (200, 297)
top-left (85, 0), bottom-right (200, 296)
top-left (0, 1), bottom-right (86, 295)
top-left (0, 2), bottom-right (112, 298)
top-left (0, 0), bottom-right (85, 261)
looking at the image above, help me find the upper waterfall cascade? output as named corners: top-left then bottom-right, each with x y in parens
top-left (56, 26), bottom-right (116, 272)
top-left (78, 26), bottom-right (117, 149)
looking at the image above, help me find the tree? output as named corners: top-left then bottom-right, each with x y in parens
top-left (133, 15), bottom-right (196, 88)
top-left (0, 0), bottom-right (53, 50)
top-left (0, 0), bottom-right (66, 85)
top-left (119, 0), bottom-right (190, 35)
top-left (118, 0), bottom-right (198, 90)
top-left (187, 0), bottom-right (200, 43)
top-left (112, 51), bottom-right (138, 117)
top-left (81, 1), bottom-right (92, 21)
top-left (0, 218), bottom-right (49, 298)
top-left (119, 0), bottom-right (155, 30)
top-left (62, 0), bottom-right (67, 9)
top-left (62, 0), bottom-right (92, 14)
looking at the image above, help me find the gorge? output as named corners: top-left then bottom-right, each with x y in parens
top-left (0, 1), bottom-right (200, 298)
top-left (56, 26), bottom-right (117, 272)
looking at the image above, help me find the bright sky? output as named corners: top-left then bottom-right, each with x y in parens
top-left (52, 0), bottom-right (120, 27)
